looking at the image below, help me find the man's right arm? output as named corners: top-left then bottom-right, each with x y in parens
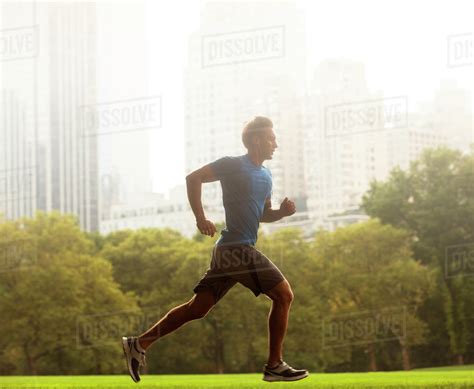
top-left (185, 164), bottom-right (218, 237)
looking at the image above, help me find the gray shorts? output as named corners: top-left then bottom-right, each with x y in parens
top-left (193, 244), bottom-right (286, 303)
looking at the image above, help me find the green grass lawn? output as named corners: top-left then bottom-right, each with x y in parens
top-left (1, 365), bottom-right (473, 389)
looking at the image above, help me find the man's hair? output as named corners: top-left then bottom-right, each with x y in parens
top-left (241, 116), bottom-right (273, 149)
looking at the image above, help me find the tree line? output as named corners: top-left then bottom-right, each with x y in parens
top-left (0, 146), bottom-right (472, 375)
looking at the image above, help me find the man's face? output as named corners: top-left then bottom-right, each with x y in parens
top-left (258, 127), bottom-right (278, 160)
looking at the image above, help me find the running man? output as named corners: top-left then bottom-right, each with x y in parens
top-left (122, 116), bottom-right (308, 382)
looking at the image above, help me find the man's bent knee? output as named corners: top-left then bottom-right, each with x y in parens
top-left (265, 279), bottom-right (294, 304)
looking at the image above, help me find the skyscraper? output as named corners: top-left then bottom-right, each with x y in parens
top-left (1, 2), bottom-right (99, 231)
top-left (304, 59), bottom-right (449, 230)
top-left (304, 59), bottom-right (375, 226)
top-left (184, 2), bottom-right (307, 219)
top-left (432, 80), bottom-right (472, 153)
top-left (0, 89), bottom-right (36, 220)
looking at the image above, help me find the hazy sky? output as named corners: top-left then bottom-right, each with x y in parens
top-left (1, 0), bottom-right (472, 196)
top-left (141, 0), bottom-right (472, 194)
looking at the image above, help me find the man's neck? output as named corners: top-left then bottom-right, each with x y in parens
top-left (246, 151), bottom-right (264, 166)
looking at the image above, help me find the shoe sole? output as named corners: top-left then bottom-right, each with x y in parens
top-left (121, 337), bottom-right (140, 383)
top-left (263, 372), bottom-right (309, 382)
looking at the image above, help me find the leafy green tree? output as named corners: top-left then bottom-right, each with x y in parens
top-left (0, 211), bottom-right (136, 374)
top-left (311, 220), bottom-right (434, 371)
top-left (362, 147), bottom-right (474, 365)
top-left (100, 228), bottom-right (188, 300)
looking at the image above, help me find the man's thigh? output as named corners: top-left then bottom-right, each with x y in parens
top-left (193, 247), bottom-right (238, 303)
top-left (187, 289), bottom-right (218, 316)
top-left (213, 244), bottom-right (286, 297)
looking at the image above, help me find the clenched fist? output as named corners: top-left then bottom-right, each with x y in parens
top-left (279, 197), bottom-right (296, 217)
top-left (196, 217), bottom-right (217, 237)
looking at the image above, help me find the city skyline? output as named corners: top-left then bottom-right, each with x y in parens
top-left (1, 0), bottom-right (472, 236)
top-left (99, 0), bottom-right (472, 237)
top-left (146, 0), bottom-right (473, 194)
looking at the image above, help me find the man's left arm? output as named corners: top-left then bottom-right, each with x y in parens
top-left (260, 196), bottom-right (296, 223)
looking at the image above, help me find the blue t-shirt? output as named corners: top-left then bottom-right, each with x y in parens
top-left (210, 154), bottom-right (272, 246)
